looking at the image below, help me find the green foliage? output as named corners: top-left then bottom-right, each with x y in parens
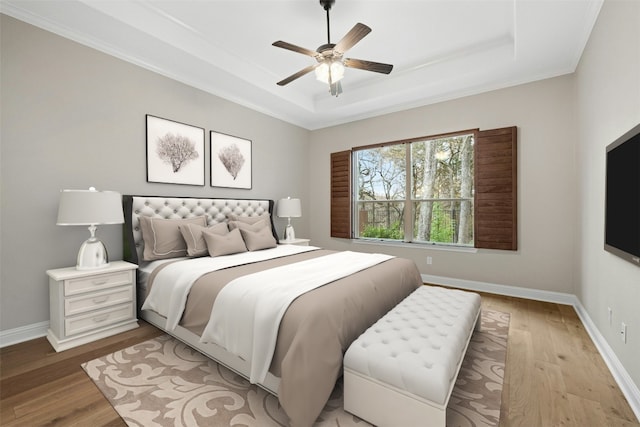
top-left (430, 202), bottom-right (454, 243)
top-left (362, 222), bottom-right (404, 240)
top-left (356, 133), bottom-right (474, 246)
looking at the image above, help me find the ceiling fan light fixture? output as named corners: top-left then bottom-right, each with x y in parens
top-left (330, 60), bottom-right (345, 80)
top-left (315, 62), bottom-right (329, 83)
top-left (315, 59), bottom-right (345, 84)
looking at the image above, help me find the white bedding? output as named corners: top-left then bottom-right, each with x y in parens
top-left (137, 258), bottom-right (188, 294)
top-left (200, 251), bottom-right (394, 384)
top-left (141, 245), bottom-right (318, 330)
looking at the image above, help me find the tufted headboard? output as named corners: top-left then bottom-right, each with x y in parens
top-left (123, 195), bottom-right (277, 266)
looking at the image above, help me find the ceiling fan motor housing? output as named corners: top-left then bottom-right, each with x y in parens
top-left (317, 43), bottom-right (337, 55)
top-left (320, 0), bottom-right (335, 11)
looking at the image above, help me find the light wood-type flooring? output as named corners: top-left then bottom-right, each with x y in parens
top-left (1, 292), bottom-right (638, 426)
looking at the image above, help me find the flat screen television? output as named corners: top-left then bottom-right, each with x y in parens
top-left (604, 123), bottom-right (640, 267)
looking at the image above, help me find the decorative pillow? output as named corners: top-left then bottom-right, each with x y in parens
top-left (179, 222), bottom-right (229, 257)
top-left (239, 226), bottom-right (278, 251)
top-left (228, 218), bottom-right (269, 232)
top-left (139, 216), bottom-right (207, 261)
top-left (203, 227), bottom-right (247, 257)
top-left (227, 213), bottom-right (270, 225)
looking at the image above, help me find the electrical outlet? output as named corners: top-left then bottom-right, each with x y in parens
top-left (427, 256), bottom-right (433, 265)
top-left (621, 322), bottom-right (627, 343)
top-left (608, 307), bottom-right (613, 325)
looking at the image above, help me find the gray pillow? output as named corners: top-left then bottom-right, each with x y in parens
top-left (203, 227), bottom-right (247, 257)
top-left (228, 213), bottom-right (270, 225)
top-left (228, 218), bottom-right (269, 232)
top-left (240, 225), bottom-right (278, 251)
top-left (139, 216), bottom-right (207, 261)
top-left (179, 222), bottom-right (229, 257)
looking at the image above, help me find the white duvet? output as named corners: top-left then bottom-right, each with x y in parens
top-left (142, 246), bottom-right (393, 385)
top-left (200, 250), bottom-right (394, 384)
top-left (141, 244), bottom-right (317, 330)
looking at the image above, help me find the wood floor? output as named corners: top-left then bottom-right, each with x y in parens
top-left (1, 293), bottom-right (638, 426)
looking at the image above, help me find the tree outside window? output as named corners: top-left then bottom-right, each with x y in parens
top-left (355, 133), bottom-right (474, 246)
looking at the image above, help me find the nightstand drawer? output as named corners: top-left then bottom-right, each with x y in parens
top-left (65, 302), bottom-right (134, 336)
top-left (64, 286), bottom-right (133, 316)
top-left (64, 270), bottom-right (132, 296)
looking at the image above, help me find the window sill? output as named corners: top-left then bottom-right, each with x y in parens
top-left (350, 238), bottom-right (478, 254)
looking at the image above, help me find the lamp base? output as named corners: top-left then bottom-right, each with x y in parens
top-left (283, 224), bottom-right (296, 241)
top-left (76, 237), bottom-right (110, 270)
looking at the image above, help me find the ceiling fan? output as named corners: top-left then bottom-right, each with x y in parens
top-left (272, 0), bottom-right (393, 97)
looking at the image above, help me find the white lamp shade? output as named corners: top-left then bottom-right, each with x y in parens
top-left (277, 198), bottom-right (302, 218)
top-left (57, 188), bottom-right (124, 225)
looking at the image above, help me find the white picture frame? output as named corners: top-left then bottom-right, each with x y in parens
top-left (210, 131), bottom-right (252, 189)
top-left (146, 115), bottom-right (205, 186)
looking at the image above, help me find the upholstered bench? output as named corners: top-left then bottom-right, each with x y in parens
top-left (343, 285), bottom-right (481, 427)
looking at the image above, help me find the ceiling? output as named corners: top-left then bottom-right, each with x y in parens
top-left (2, 0), bottom-right (602, 130)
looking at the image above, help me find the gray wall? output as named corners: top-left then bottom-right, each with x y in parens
top-left (574, 0), bottom-right (640, 389)
top-left (0, 15), bottom-right (310, 331)
top-left (308, 75), bottom-right (578, 294)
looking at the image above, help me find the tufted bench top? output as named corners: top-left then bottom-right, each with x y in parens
top-left (344, 285), bottom-right (481, 407)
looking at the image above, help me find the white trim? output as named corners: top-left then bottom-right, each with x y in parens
top-left (353, 239), bottom-right (478, 254)
top-left (46, 321), bottom-right (138, 352)
top-left (422, 273), bottom-right (640, 422)
top-left (573, 300), bottom-right (640, 422)
top-left (421, 274), bottom-right (576, 305)
top-left (0, 320), bottom-right (49, 348)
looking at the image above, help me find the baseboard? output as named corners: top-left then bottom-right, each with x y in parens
top-left (422, 273), bottom-right (640, 422)
top-left (0, 320), bottom-right (48, 348)
top-left (573, 299), bottom-right (640, 422)
top-left (421, 274), bottom-right (577, 305)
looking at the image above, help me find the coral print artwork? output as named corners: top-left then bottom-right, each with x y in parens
top-left (146, 115), bottom-right (205, 186)
top-left (210, 131), bottom-right (252, 189)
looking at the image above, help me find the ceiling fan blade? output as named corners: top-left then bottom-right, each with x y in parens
top-left (277, 64), bottom-right (319, 86)
top-left (272, 41), bottom-right (318, 58)
top-left (334, 23), bottom-right (371, 54)
top-left (344, 58), bottom-right (393, 74)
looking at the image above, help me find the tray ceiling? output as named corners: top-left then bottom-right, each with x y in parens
top-left (1, 0), bottom-right (603, 130)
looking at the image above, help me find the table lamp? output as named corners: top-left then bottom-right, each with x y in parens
top-left (56, 187), bottom-right (124, 270)
top-left (277, 197), bottom-right (301, 241)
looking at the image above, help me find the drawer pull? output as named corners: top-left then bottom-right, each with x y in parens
top-left (91, 280), bottom-right (108, 286)
top-left (92, 314), bottom-right (109, 323)
top-left (92, 296), bottom-right (109, 304)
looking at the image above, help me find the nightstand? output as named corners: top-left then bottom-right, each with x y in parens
top-left (280, 238), bottom-right (310, 246)
top-left (46, 260), bottom-right (138, 352)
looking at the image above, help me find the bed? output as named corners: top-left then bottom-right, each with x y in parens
top-left (123, 195), bottom-right (422, 427)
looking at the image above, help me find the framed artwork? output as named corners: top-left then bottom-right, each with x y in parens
top-left (210, 131), bottom-right (252, 189)
top-left (146, 115), bottom-right (205, 186)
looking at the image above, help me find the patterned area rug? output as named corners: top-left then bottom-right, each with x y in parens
top-left (82, 310), bottom-right (509, 427)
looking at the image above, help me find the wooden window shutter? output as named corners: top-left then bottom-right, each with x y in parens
top-left (330, 150), bottom-right (352, 238)
top-left (474, 126), bottom-right (517, 250)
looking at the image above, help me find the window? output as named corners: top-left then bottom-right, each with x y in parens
top-left (331, 126), bottom-right (517, 250)
top-left (354, 132), bottom-right (474, 246)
